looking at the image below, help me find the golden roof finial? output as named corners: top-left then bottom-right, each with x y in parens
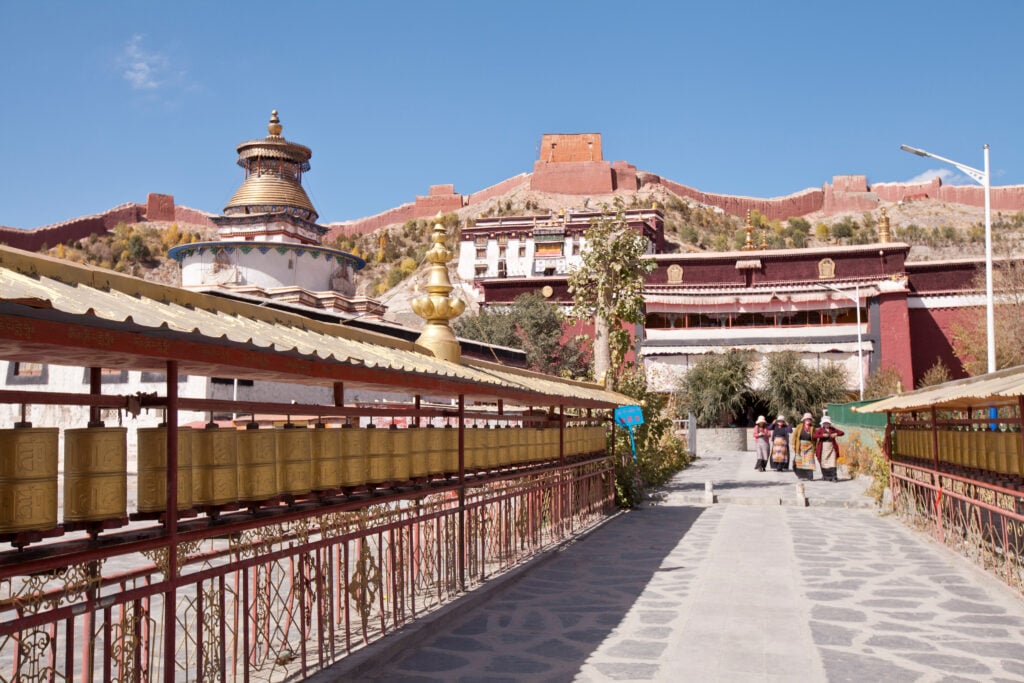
top-left (267, 110), bottom-right (283, 138)
top-left (760, 223), bottom-right (769, 250)
top-left (742, 210), bottom-right (756, 251)
top-left (878, 207), bottom-right (891, 243)
top-left (410, 214), bottom-right (466, 363)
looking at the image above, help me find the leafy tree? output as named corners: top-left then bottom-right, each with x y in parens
top-left (454, 293), bottom-right (587, 376)
top-left (950, 257), bottom-right (1024, 375)
top-left (677, 350), bottom-right (754, 427)
top-left (864, 366), bottom-right (902, 399)
top-left (568, 199), bottom-right (655, 386)
top-left (918, 358), bottom-right (953, 388)
top-left (758, 350), bottom-right (848, 421)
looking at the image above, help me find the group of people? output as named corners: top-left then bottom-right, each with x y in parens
top-left (752, 413), bottom-right (844, 481)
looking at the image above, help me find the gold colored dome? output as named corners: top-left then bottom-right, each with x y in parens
top-left (224, 110), bottom-right (318, 220)
top-left (224, 174), bottom-right (317, 220)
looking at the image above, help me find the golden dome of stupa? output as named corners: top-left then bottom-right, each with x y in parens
top-left (224, 110), bottom-right (318, 222)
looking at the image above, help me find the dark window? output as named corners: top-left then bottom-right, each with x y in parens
top-left (7, 362), bottom-right (47, 385)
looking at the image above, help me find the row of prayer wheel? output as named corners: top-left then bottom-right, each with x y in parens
top-left (895, 429), bottom-right (1024, 477)
top-left (0, 423), bottom-right (607, 535)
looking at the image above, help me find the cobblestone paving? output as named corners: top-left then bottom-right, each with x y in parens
top-left (322, 452), bottom-right (1024, 682)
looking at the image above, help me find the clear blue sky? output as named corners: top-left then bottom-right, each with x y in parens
top-left (2, 1), bottom-right (1022, 229)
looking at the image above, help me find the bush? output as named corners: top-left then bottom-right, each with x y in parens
top-left (841, 429), bottom-right (889, 505)
top-left (613, 368), bottom-right (691, 508)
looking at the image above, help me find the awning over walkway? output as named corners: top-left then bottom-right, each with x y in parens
top-left (0, 246), bottom-right (629, 409)
top-left (855, 364), bottom-right (1024, 413)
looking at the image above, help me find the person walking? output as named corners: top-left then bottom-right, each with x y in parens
top-left (753, 415), bottom-right (771, 472)
top-left (791, 412), bottom-right (817, 480)
top-left (769, 415), bottom-right (792, 471)
top-left (814, 415), bottom-right (845, 482)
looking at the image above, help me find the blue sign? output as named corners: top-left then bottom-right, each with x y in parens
top-left (614, 405), bottom-right (644, 463)
top-left (614, 405), bottom-right (645, 427)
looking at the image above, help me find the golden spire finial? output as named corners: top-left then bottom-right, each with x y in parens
top-left (878, 207), bottom-right (891, 243)
top-left (410, 215), bottom-right (466, 363)
top-left (742, 210), bottom-right (756, 251)
top-left (267, 110), bottom-right (283, 138)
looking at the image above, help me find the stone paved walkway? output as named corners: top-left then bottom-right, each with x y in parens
top-left (314, 451), bottom-right (1024, 682)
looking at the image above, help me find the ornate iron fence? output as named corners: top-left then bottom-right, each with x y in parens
top-left (0, 456), bottom-right (614, 682)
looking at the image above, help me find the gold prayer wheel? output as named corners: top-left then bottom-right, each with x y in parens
top-left (993, 431), bottom-right (1014, 475)
top-left (441, 425), bottom-right (458, 473)
top-left (365, 425), bottom-right (390, 484)
top-left (237, 424), bottom-right (277, 502)
top-left (310, 425), bottom-right (341, 490)
top-left (497, 426), bottom-right (512, 467)
top-left (484, 426), bottom-right (499, 469)
top-left (0, 426), bottom-right (58, 533)
top-left (63, 427), bottom-right (128, 523)
top-left (390, 426), bottom-right (411, 483)
top-left (425, 426), bottom-right (445, 476)
top-left (465, 427), bottom-right (483, 470)
top-left (192, 425), bottom-right (238, 507)
top-left (339, 426), bottom-right (367, 487)
top-left (137, 427), bottom-right (193, 513)
top-left (514, 427), bottom-right (527, 464)
top-left (276, 425), bottom-right (312, 496)
top-left (407, 426), bottom-right (428, 479)
top-left (957, 431), bottom-right (973, 469)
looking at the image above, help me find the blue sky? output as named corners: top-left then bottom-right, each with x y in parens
top-left (2, 1), bottom-right (1022, 229)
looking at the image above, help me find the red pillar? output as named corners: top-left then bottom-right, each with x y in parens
top-left (877, 289), bottom-right (914, 390)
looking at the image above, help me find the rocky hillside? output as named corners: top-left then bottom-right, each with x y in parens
top-left (45, 186), bottom-right (1024, 327)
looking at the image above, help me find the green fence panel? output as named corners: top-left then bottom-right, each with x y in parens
top-left (827, 399), bottom-right (889, 429)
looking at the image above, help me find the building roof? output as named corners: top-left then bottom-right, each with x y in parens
top-left (0, 246), bottom-right (629, 409)
top-left (855, 364), bottom-right (1024, 413)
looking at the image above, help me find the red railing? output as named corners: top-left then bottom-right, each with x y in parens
top-left (0, 456), bottom-right (614, 681)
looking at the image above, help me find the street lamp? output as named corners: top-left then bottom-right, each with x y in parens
top-left (900, 144), bottom-right (994, 374)
top-left (820, 283), bottom-right (864, 401)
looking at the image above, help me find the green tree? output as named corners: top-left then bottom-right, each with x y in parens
top-left (918, 358), bottom-right (953, 388)
top-left (677, 350), bottom-right (754, 427)
top-left (568, 199), bottom-right (655, 386)
top-left (758, 350), bottom-right (849, 421)
top-left (950, 257), bottom-right (1024, 375)
top-left (454, 293), bottom-right (587, 376)
top-left (864, 366), bottom-right (903, 398)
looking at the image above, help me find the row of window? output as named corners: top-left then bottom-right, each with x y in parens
top-left (474, 242), bottom-right (582, 260)
top-left (645, 308), bottom-right (865, 329)
top-left (4, 363), bottom-right (253, 387)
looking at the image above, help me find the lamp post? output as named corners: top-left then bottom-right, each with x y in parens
top-left (820, 283), bottom-right (864, 400)
top-left (901, 144), bottom-right (994, 374)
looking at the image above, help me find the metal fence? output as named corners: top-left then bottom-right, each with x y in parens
top-left (0, 456), bottom-right (614, 682)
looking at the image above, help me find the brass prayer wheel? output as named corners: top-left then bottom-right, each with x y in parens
top-left (137, 427), bottom-right (193, 513)
top-left (484, 426), bottom-right (499, 469)
top-left (63, 426), bottom-right (128, 523)
top-left (310, 425), bottom-right (341, 491)
top-left (192, 425), bottom-right (238, 507)
top-left (365, 425), bottom-right (390, 484)
top-left (465, 426), bottom-right (483, 470)
top-left (339, 426), bottom-right (367, 487)
top-left (513, 427), bottom-right (527, 464)
top-left (276, 425), bottom-right (312, 496)
top-left (441, 425), bottom-right (458, 473)
top-left (390, 426), bottom-right (411, 482)
top-left (237, 424), bottom-right (277, 502)
top-left (0, 426), bottom-right (58, 533)
top-left (407, 426), bottom-right (427, 479)
top-left (497, 426), bottom-right (512, 467)
top-left (425, 425), bottom-right (445, 476)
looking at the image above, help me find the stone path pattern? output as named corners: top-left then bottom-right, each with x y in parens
top-left (315, 451), bottom-right (1024, 682)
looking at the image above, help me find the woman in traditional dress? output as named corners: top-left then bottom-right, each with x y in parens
top-left (769, 415), bottom-right (792, 471)
top-left (753, 415), bottom-right (771, 472)
top-left (814, 415), bottom-right (845, 482)
top-left (791, 412), bottom-right (817, 480)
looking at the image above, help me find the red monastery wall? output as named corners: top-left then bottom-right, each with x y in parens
top-left (0, 194), bottom-right (215, 252)
top-left (658, 179), bottom-right (824, 221)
